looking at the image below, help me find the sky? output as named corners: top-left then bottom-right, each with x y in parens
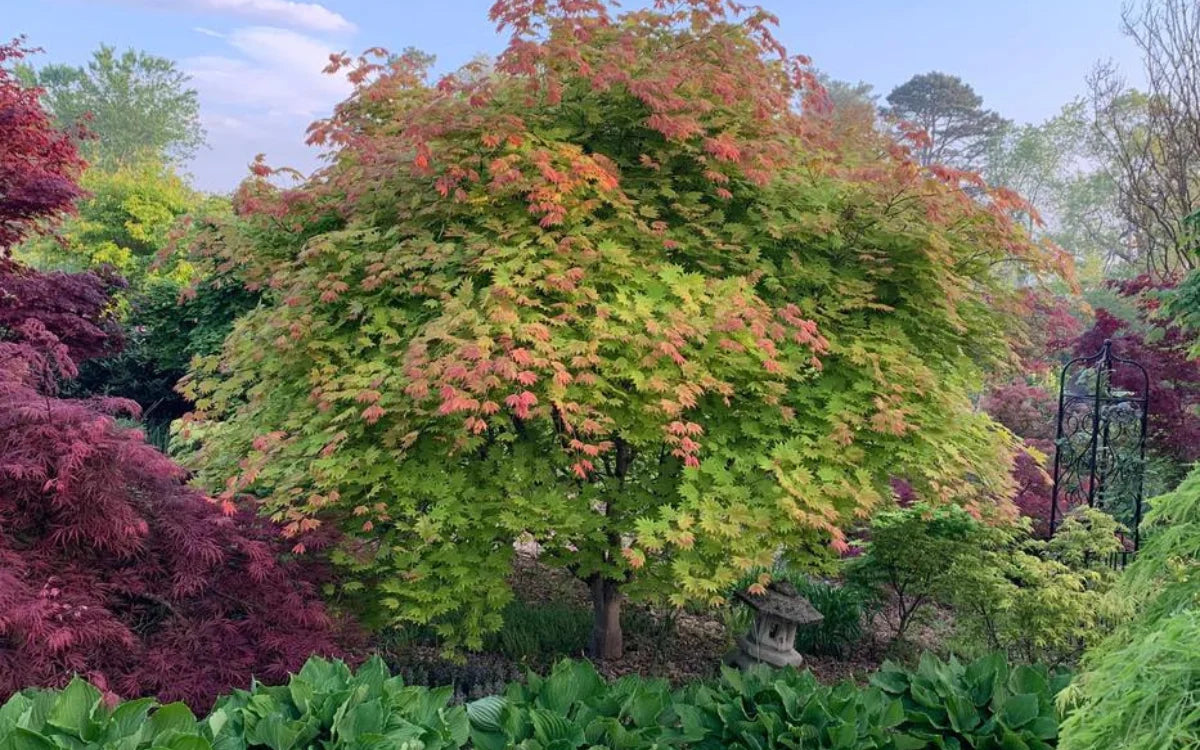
top-left (6, 0), bottom-right (1148, 193)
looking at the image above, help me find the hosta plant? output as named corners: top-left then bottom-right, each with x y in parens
top-left (0, 678), bottom-right (209, 750)
top-left (1, 652), bottom-right (1067, 750)
top-left (871, 652), bottom-right (1070, 750)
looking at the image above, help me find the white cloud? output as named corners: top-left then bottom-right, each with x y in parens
top-left (186, 26), bottom-right (351, 117)
top-left (183, 25), bottom-right (351, 190)
top-left (115, 0), bottom-right (355, 33)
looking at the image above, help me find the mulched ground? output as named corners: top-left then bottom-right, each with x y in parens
top-left (383, 553), bottom-right (947, 697)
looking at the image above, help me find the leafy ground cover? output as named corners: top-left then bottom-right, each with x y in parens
top-left (0, 652), bottom-right (1069, 750)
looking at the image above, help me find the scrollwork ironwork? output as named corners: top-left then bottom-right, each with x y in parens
top-left (1049, 339), bottom-right (1149, 561)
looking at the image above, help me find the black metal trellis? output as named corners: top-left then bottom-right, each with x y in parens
top-left (1049, 339), bottom-right (1149, 560)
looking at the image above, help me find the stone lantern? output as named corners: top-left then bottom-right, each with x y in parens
top-left (727, 580), bottom-right (824, 668)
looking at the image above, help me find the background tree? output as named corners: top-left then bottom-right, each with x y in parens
top-left (181, 1), bottom-right (1065, 659)
top-left (1086, 0), bottom-right (1200, 279)
top-left (12, 159), bottom-right (240, 438)
top-left (815, 73), bottom-right (880, 147)
top-left (18, 159), bottom-right (198, 279)
top-left (882, 71), bottom-right (1010, 169)
top-left (24, 45), bottom-right (204, 168)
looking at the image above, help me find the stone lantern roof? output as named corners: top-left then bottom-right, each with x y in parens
top-left (734, 580), bottom-right (824, 625)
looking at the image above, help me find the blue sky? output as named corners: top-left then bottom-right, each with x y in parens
top-left (8, 0), bottom-right (1146, 192)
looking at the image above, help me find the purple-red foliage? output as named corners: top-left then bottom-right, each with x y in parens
top-left (0, 259), bottom-right (123, 383)
top-left (980, 382), bottom-right (1057, 534)
top-left (983, 276), bottom-right (1200, 533)
top-left (1075, 275), bottom-right (1200, 464)
top-left (981, 287), bottom-right (1082, 535)
top-left (1012, 288), bottom-right (1086, 374)
top-left (0, 38), bottom-right (86, 251)
top-left (0, 261), bottom-right (349, 711)
top-left (0, 54), bottom-right (350, 710)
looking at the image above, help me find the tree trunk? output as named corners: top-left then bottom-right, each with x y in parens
top-left (588, 576), bottom-right (623, 660)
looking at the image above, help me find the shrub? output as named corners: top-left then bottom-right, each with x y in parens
top-left (788, 578), bottom-right (866, 657)
top-left (948, 508), bottom-right (1124, 667)
top-left (1058, 464), bottom-right (1200, 750)
top-left (845, 502), bottom-right (990, 642)
top-left (848, 502), bottom-right (1124, 665)
top-left (481, 601), bottom-right (592, 662)
top-left (0, 263), bottom-right (348, 712)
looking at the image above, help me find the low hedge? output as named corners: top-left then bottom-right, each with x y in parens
top-left (0, 652), bottom-right (1068, 750)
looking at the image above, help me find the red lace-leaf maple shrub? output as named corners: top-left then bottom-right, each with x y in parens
top-left (980, 381), bottom-right (1059, 534)
top-left (1075, 276), bottom-right (1200, 465)
top-left (0, 38), bottom-right (86, 251)
top-left (0, 46), bottom-right (350, 710)
top-left (0, 261), bottom-right (350, 711)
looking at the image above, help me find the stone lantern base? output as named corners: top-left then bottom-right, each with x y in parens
top-left (725, 629), bottom-right (805, 669)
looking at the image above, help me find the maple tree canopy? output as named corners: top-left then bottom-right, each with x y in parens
top-left (180, 0), bottom-right (1070, 649)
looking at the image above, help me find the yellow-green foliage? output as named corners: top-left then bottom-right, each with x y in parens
top-left (17, 159), bottom-right (199, 285)
top-left (179, 1), bottom-right (1067, 648)
top-left (950, 508), bottom-right (1125, 667)
top-left (1059, 466), bottom-right (1200, 750)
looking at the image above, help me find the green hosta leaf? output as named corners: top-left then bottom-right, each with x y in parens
top-left (997, 728), bottom-right (1033, 750)
top-left (671, 704), bottom-right (712, 743)
top-left (148, 704), bottom-right (199, 739)
top-left (243, 714), bottom-right (304, 750)
top-left (158, 735), bottom-right (212, 750)
top-left (621, 684), bottom-right (667, 728)
top-left (1007, 666), bottom-right (1047, 698)
top-left (297, 657), bottom-right (352, 692)
top-left (466, 696), bottom-right (506, 733)
top-left (827, 721), bottom-right (858, 749)
top-left (772, 680), bottom-right (804, 720)
top-left (0, 727), bottom-right (57, 750)
top-left (286, 680), bottom-right (314, 716)
top-left (878, 696), bottom-right (905, 729)
top-left (869, 668), bottom-right (908, 695)
top-left (105, 698), bottom-right (155, 744)
top-left (528, 708), bottom-right (584, 749)
top-left (891, 733), bottom-right (928, 750)
top-left (1000, 694), bottom-right (1040, 729)
top-left (469, 728), bottom-right (508, 750)
top-left (1027, 715), bottom-right (1058, 741)
top-left (444, 705), bottom-right (470, 747)
top-left (332, 698), bottom-right (385, 744)
top-left (944, 690), bottom-right (980, 733)
top-left (538, 661), bottom-right (603, 715)
top-left (46, 678), bottom-right (102, 740)
top-left (0, 695), bottom-right (34, 734)
top-left (909, 680), bottom-right (943, 709)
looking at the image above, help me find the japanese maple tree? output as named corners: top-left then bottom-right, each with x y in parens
top-left (0, 44), bottom-right (346, 708)
top-left (182, 0), bottom-right (1067, 657)
top-left (0, 38), bottom-right (85, 251)
top-left (1074, 275), bottom-right (1200, 466)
